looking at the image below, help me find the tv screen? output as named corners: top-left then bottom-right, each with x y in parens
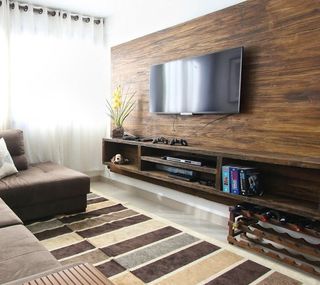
top-left (149, 46), bottom-right (243, 114)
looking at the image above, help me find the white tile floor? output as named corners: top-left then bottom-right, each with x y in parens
top-left (91, 180), bottom-right (227, 242)
top-left (91, 179), bottom-right (319, 284)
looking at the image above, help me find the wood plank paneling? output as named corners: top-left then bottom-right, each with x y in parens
top-left (111, 0), bottom-right (320, 160)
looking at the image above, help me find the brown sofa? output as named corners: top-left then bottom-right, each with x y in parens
top-left (0, 197), bottom-right (61, 284)
top-left (0, 129), bottom-right (90, 221)
top-left (0, 129), bottom-right (92, 283)
top-left (0, 197), bottom-right (104, 285)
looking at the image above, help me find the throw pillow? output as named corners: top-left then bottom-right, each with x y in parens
top-left (0, 138), bottom-right (18, 179)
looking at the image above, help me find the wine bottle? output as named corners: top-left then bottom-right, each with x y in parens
top-left (260, 210), bottom-right (280, 222)
top-left (233, 203), bottom-right (254, 214)
top-left (279, 212), bottom-right (290, 224)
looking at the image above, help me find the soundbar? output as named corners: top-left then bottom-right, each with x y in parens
top-left (164, 156), bottom-right (203, 166)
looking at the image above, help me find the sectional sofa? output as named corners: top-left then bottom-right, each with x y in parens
top-left (0, 129), bottom-right (90, 221)
top-left (0, 129), bottom-right (91, 283)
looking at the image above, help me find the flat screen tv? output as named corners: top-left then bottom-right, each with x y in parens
top-left (149, 46), bottom-right (243, 114)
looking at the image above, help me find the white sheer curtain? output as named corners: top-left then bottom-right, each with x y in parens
top-left (0, 1), bottom-right (107, 173)
top-left (0, 1), bottom-right (10, 129)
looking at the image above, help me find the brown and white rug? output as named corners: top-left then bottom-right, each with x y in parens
top-left (26, 193), bottom-right (302, 285)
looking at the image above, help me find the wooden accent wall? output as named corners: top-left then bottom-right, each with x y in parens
top-left (111, 0), bottom-right (320, 160)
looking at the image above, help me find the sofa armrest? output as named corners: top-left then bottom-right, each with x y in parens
top-left (0, 198), bottom-right (22, 228)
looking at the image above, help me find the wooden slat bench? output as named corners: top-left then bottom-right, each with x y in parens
top-left (22, 263), bottom-right (114, 285)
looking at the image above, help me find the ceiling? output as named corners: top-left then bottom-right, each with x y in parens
top-left (22, 0), bottom-right (244, 21)
top-left (22, 0), bottom-right (119, 17)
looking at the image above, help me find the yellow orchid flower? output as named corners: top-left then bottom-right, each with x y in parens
top-left (106, 85), bottom-right (136, 129)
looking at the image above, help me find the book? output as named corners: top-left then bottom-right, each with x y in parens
top-left (222, 166), bottom-right (231, 193)
top-left (239, 167), bottom-right (262, 196)
top-left (230, 167), bottom-right (240, 195)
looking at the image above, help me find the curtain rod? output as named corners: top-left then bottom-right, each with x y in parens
top-left (0, 0), bottom-right (103, 25)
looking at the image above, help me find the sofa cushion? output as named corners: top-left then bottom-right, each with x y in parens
top-left (0, 138), bottom-right (18, 179)
top-left (0, 224), bottom-right (61, 284)
top-left (0, 129), bottom-right (28, 170)
top-left (0, 198), bottom-right (22, 228)
top-left (0, 162), bottom-right (90, 209)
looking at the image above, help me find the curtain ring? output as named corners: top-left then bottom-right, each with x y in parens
top-left (94, 19), bottom-right (101, 25)
top-left (9, 3), bottom-right (15, 9)
top-left (33, 7), bottom-right (43, 14)
top-left (50, 11), bottom-right (56, 16)
top-left (18, 5), bottom-right (28, 12)
top-left (63, 13), bottom-right (67, 19)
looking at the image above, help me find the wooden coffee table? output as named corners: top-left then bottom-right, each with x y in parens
top-left (23, 263), bottom-right (114, 285)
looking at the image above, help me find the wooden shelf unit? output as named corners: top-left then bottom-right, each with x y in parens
top-left (102, 138), bottom-right (320, 221)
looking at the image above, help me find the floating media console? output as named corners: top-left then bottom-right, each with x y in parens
top-left (102, 138), bottom-right (320, 221)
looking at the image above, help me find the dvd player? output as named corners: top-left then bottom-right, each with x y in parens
top-left (163, 156), bottom-right (203, 166)
top-left (168, 173), bottom-right (195, 182)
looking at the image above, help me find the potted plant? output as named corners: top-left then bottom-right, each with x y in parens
top-left (106, 85), bottom-right (135, 138)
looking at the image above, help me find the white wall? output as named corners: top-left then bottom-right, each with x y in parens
top-left (104, 0), bottom-right (245, 220)
top-left (106, 0), bottom-right (245, 47)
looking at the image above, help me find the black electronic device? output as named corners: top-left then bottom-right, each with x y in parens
top-left (123, 134), bottom-right (154, 142)
top-left (152, 137), bottom-right (188, 146)
top-left (169, 138), bottom-right (188, 146)
top-left (168, 173), bottom-right (195, 182)
top-left (155, 164), bottom-right (196, 181)
top-left (152, 137), bottom-right (169, 144)
top-left (123, 134), bottom-right (139, 140)
top-left (138, 137), bottom-right (153, 142)
top-left (149, 46), bottom-right (243, 114)
top-left (163, 156), bottom-right (203, 166)
top-left (198, 179), bottom-right (214, 186)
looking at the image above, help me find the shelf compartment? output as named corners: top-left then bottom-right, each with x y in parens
top-left (102, 140), bottom-right (139, 168)
top-left (106, 162), bottom-right (216, 194)
top-left (141, 156), bottom-right (217, 174)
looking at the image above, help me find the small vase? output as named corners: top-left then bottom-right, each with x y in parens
top-left (112, 126), bottom-right (124, 138)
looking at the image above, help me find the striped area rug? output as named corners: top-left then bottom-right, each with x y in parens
top-left (27, 193), bottom-right (301, 285)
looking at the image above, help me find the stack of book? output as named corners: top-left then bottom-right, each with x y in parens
top-left (222, 166), bottom-right (263, 196)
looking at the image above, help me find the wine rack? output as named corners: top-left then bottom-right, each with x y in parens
top-left (228, 204), bottom-right (320, 277)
